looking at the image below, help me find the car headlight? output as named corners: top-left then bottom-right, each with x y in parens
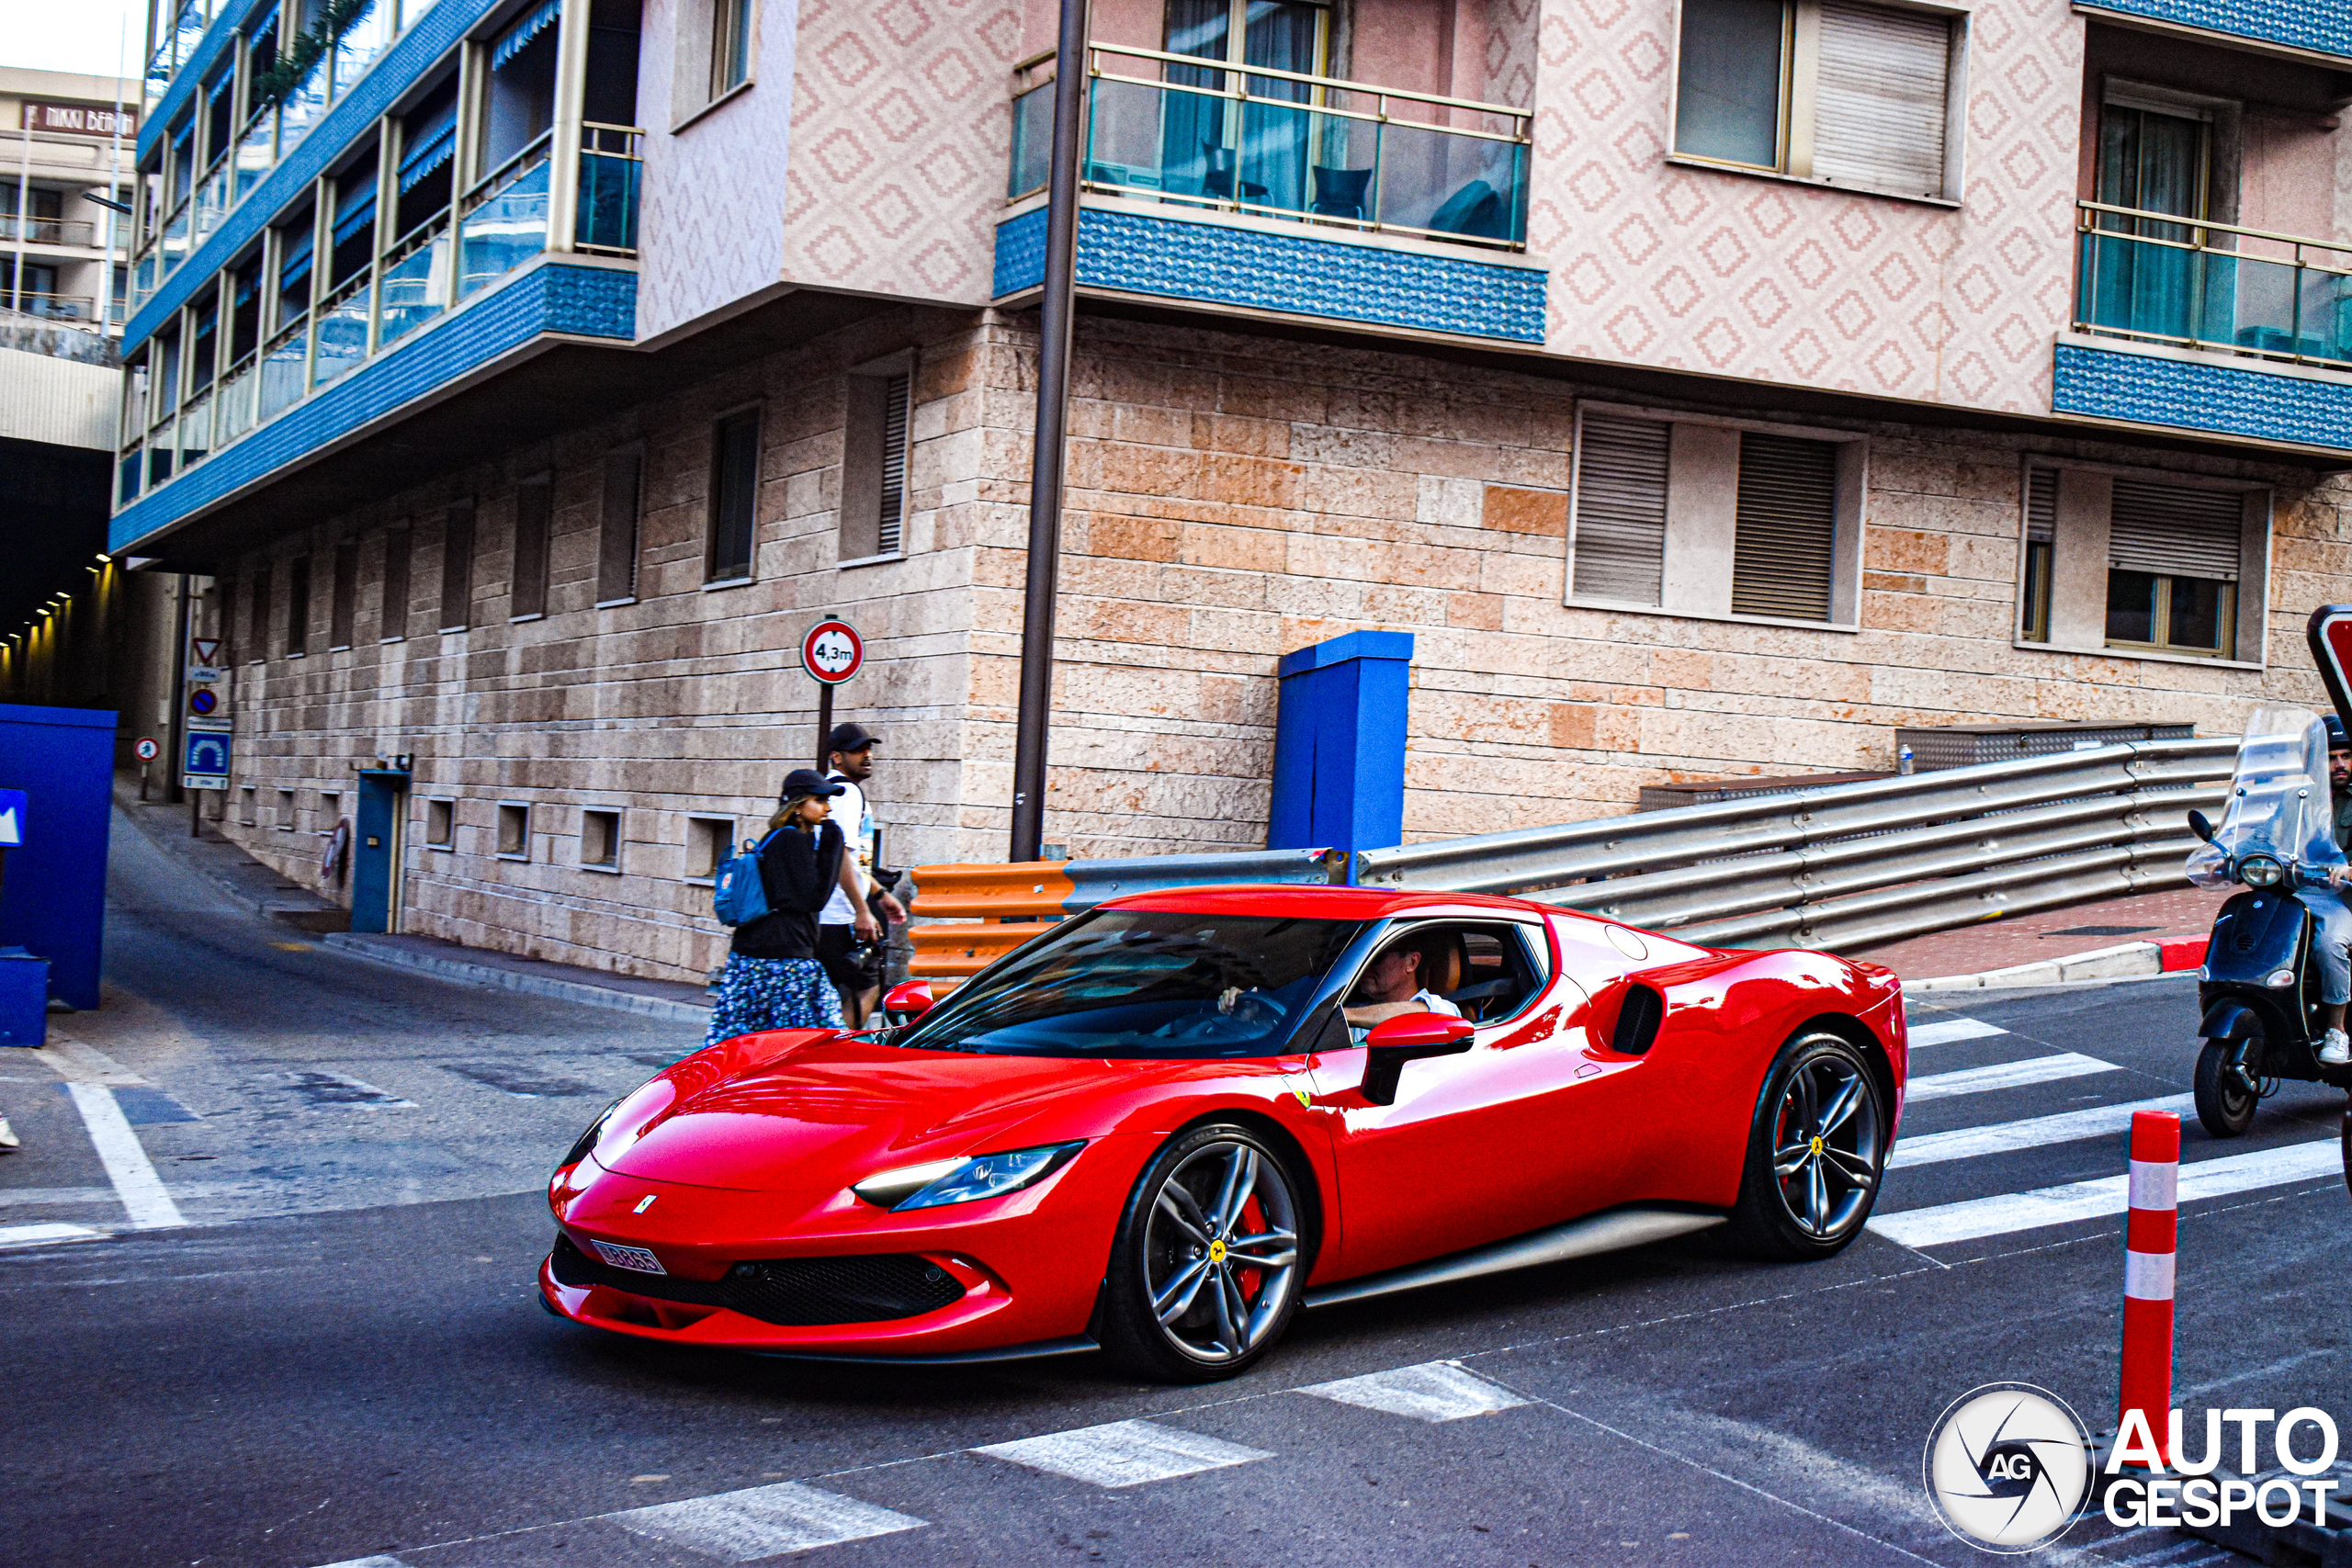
top-left (560, 1099), bottom-right (623, 1171)
top-left (852, 1142), bottom-right (1084, 1212)
top-left (2241, 854), bottom-right (2285, 888)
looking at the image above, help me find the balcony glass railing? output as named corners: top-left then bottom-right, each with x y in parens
top-left (193, 162), bottom-right (231, 244)
top-left (2076, 200), bottom-right (2352, 372)
top-left (1013, 45), bottom-right (1532, 251)
top-left (1, 292), bottom-right (98, 321)
top-left (259, 320), bottom-right (309, 421)
top-left (458, 136), bottom-right (553, 298)
top-left (235, 114), bottom-right (276, 204)
top-left (379, 219), bottom-right (450, 345)
top-left (575, 123), bottom-right (644, 254)
top-left (180, 389), bottom-right (211, 467)
top-left (0, 216), bottom-right (98, 247)
top-left (215, 355), bottom-right (256, 446)
top-left (133, 246), bottom-right (157, 305)
top-left (162, 200), bottom-right (191, 276)
top-left (313, 275), bottom-right (372, 387)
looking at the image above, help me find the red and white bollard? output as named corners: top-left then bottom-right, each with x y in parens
top-left (2120, 1109), bottom-right (2180, 1461)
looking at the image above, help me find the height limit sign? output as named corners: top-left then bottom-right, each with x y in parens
top-left (801, 619), bottom-right (864, 770)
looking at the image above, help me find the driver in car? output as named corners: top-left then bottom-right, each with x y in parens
top-left (2319, 716), bottom-right (2352, 1066)
top-left (1342, 941), bottom-right (1465, 1040)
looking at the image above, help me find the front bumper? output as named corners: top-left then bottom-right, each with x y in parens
top-left (539, 1136), bottom-right (1150, 1355)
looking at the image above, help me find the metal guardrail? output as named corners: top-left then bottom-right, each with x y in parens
top-left (1352, 738), bottom-right (2235, 953)
top-left (907, 847), bottom-right (1346, 987)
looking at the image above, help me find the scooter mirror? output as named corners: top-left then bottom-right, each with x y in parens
top-left (2188, 808), bottom-right (2216, 843)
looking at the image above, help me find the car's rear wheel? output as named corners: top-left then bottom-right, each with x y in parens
top-left (1099, 1123), bottom-right (1305, 1382)
top-left (1726, 1032), bottom-right (1886, 1260)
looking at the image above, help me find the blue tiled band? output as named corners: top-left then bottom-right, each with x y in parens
top-left (994, 205), bottom-right (1548, 344)
top-left (2053, 341), bottom-right (2352, 456)
top-left (129, 0), bottom-right (501, 353)
top-left (2077, 0), bottom-right (2352, 62)
top-left (112, 261), bottom-right (636, 553)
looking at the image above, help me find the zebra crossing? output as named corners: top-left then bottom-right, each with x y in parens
top-left (1873, 1012), bottom-right (2341, 1249)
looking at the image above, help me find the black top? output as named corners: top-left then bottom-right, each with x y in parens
top-left (730, 820), bottom-right (844, 961)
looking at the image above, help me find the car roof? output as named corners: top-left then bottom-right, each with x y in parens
top-left (1092, 885), bottom-right (1561, 920)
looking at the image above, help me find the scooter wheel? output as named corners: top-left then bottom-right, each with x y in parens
top-left (2194, 1038), bottom-right (2258, 1138)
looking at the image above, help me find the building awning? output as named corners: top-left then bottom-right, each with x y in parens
top-left (332, 191), bottom-right (376, 248)
top-left (398, 102), bottom-right (458, 192)
top-left (492, 0), bottom-right (560, 70)
top-left (279, 224), bottom-right (312, 290)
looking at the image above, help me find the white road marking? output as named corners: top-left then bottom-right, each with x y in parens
top-left (0, 1222), bottom-right (107, 1249)
top-left (1299, 1360), bottom-right (1531, 1422)
top-left (1871, 1138), bottom-right (2340, 1248)
top-left (975, 1419), bottom-right (1272, 1488)
top-left (613, 1481), bottom-right (924, 1561)
top-left (1905, 1018), bottom-right (2008, 1047)
top-left (64, 1083), bottom-right (185, 1230)
top-left (314, 1557), bottom-right (412, 1568)
top-left (37, 1035), bottom-right (147, 1085)
top-left (1889, 1094), bottom-right (2198, 1168)
top-left (1906, 1053), bottom-right (2117, 1102)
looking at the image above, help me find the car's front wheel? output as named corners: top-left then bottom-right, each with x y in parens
top-left (1099, 1123), bottom-right (1306, 1382)
top-left (1726, 1032), bottom-right (1888, 1260)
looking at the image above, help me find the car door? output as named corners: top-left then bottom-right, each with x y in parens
top-left (1306, 918), bottom-right (1621, 1280)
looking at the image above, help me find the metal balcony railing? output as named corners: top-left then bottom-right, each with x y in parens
top-left (1010, 45), bottom-right (1532, 251)
top-left (0, 216), bottom-right (98, 247)
top-left (2075, 199), bottom-right (2352, 373)
top-left (576, 122), bottom-right (644, 255)
top-left (0, 292), bottom-right (97, 321)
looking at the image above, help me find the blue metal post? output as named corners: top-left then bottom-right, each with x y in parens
top-left (1268, 631), bottom-right (1413, 853)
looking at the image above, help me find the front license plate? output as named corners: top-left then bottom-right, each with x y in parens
top-left (592, 1240), bottom-right (666, 1275)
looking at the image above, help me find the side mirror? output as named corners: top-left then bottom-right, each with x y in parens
top-left (2188, 809), bottom-right (2216, 844)
top-left (881, 979), bottom-right (934, 1020)
top-left (1361, 1012), bottom-right (1476, 1105)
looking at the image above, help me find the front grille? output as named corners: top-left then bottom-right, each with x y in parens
top-left (549, 1235), bottom-right (966, 1325)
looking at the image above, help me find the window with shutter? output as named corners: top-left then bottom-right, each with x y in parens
top-left (1813, 1), bottom-right (1950, 197)
top-left (2019, 468), bottom-right (2056, 642)
top-left (1571, 414), bottom-right (1670, 605)
top-left (877, 372), bottom-right (910, 558)
top-left (2108, 480), bottom-right (2241, 581)
top-left (1731, 434), bottom-right (1838, 621)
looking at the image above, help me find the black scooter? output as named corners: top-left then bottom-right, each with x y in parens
top-left (2186, 808), bottom-right (2352, 1136)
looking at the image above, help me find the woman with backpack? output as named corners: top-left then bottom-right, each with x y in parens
top-left (704, 770), bottom-right (852, 1047)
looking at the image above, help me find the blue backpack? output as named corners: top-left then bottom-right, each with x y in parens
top-left (712, 829), bottom-right (784, 927)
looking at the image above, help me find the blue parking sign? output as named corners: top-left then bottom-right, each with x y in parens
top-left (183, 730), bottom-right (231, 789)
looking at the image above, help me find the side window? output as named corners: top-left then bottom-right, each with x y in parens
top-left (1346, 921), bottom-right (1549, 1027)
top-left (1451, 925), bottom-right (1548, 1023)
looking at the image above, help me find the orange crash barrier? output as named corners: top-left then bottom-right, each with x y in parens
top-left (904, 863), bottom-right (1077, 987)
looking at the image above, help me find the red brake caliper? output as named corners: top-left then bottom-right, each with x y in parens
top-left (1235, 1193), bottom-right (1266, 1302)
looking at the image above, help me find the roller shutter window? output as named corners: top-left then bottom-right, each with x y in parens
top-left (1571, 414), bottom-right (1671, 605)
top-left (2108, 480), bottom-right (2241, 581)
top-left (1812, 2), bottom-right (1951, 198)
top-left (877, 371), bottom-right (910, 558)
top-left (1731, 433), bottom-right (1838, 621)
top-left (2019, 467), bottom-right (2055, 642)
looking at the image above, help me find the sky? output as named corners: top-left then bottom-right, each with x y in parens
top-left (0, 0), bottom-right (144, 82)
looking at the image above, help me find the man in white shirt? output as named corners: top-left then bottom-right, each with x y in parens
top-left (817, 723), bottom-right (909, 1024)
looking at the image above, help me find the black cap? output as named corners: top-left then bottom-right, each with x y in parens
top-left (828, 722), bottom-right (878, 754)
top-left (2328, 715), bottom-right (2349, 749)
top-left (779, 768), bottom-right (846, 802)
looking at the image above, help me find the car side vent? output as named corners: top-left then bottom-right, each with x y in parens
top-left (1612, 985), bottom-right (1664, 1056)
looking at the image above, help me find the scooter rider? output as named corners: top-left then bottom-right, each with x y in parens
top-left (2312, 714), bottom-right (2352, 1065)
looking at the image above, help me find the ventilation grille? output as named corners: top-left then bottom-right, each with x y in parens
top-left (2026, 468), bottom-right (2056, 544)
top-left (550, 1236), bottom-right (966, 1325)
top-left (877, 371), bottom-right (910, 557)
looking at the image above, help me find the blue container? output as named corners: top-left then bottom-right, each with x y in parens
top-left (0, 947), bottom-right (49, 1046)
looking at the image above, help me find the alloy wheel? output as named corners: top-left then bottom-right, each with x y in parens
top-left (1141, 1138), bottom-right (1301, 1365)
top-left (1770, 1055), bottom-right (1883, 1239)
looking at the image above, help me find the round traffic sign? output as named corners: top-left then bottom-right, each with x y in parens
top-left (801, 619), bottom-right (864, 685)
top-left (188, 687), bottom-right (219, 716)
top-left (134, 737), bottom-right (160, 761)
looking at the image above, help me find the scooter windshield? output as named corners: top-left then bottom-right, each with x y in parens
top-left (2188, 703), bottom-right (2347, 888)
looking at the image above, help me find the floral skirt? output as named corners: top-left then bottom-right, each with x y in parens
top-left (706, 954), bottom-right (845, 1048)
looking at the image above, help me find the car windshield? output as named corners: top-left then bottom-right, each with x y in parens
top-left (897, 910), bottom-right (1372, 1058)
top-left (2188, 702), bottom-right (2349, 887)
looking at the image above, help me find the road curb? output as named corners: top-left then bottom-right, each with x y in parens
top-left (320, 933), bottom-right (712, 1024)
top-left (1910, 936), bottom-right (2209, 992)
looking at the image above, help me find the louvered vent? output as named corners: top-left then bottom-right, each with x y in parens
top-left (2109, 480), bottom-right (2241, 581)
top-left (1814, 1), bottom-right (1951, 197)
top-left (1731, 434), bottom-right (1839, 621)
top-left (1572, 414), bottom-right (1670, 605)
top-left (877, 371), bottom-right (910, 557)
top-left (2026, 468), bottom-right (2056, 544)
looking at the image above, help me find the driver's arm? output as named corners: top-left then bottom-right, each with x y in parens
top-left (1342, 998), bottom-right (1432, 1028)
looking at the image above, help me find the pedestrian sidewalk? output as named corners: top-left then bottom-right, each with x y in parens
top-left (109, 776), bottom-right (713, 1023)
top-left (1847, 885), bottom-right (2226, 987)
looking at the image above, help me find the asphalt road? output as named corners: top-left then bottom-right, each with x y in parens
top-left (5, 814), bottom-right (2347, 1568)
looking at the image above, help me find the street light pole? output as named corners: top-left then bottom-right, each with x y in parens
top-left (1008, 0), bottom-right (1088, 864)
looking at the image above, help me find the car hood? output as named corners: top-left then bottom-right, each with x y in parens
top-left (600, 1038), bottom-right (1138, 1193)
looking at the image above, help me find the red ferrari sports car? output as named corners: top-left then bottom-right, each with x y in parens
top-left (542, 886), bottom-right (1906, 1381)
